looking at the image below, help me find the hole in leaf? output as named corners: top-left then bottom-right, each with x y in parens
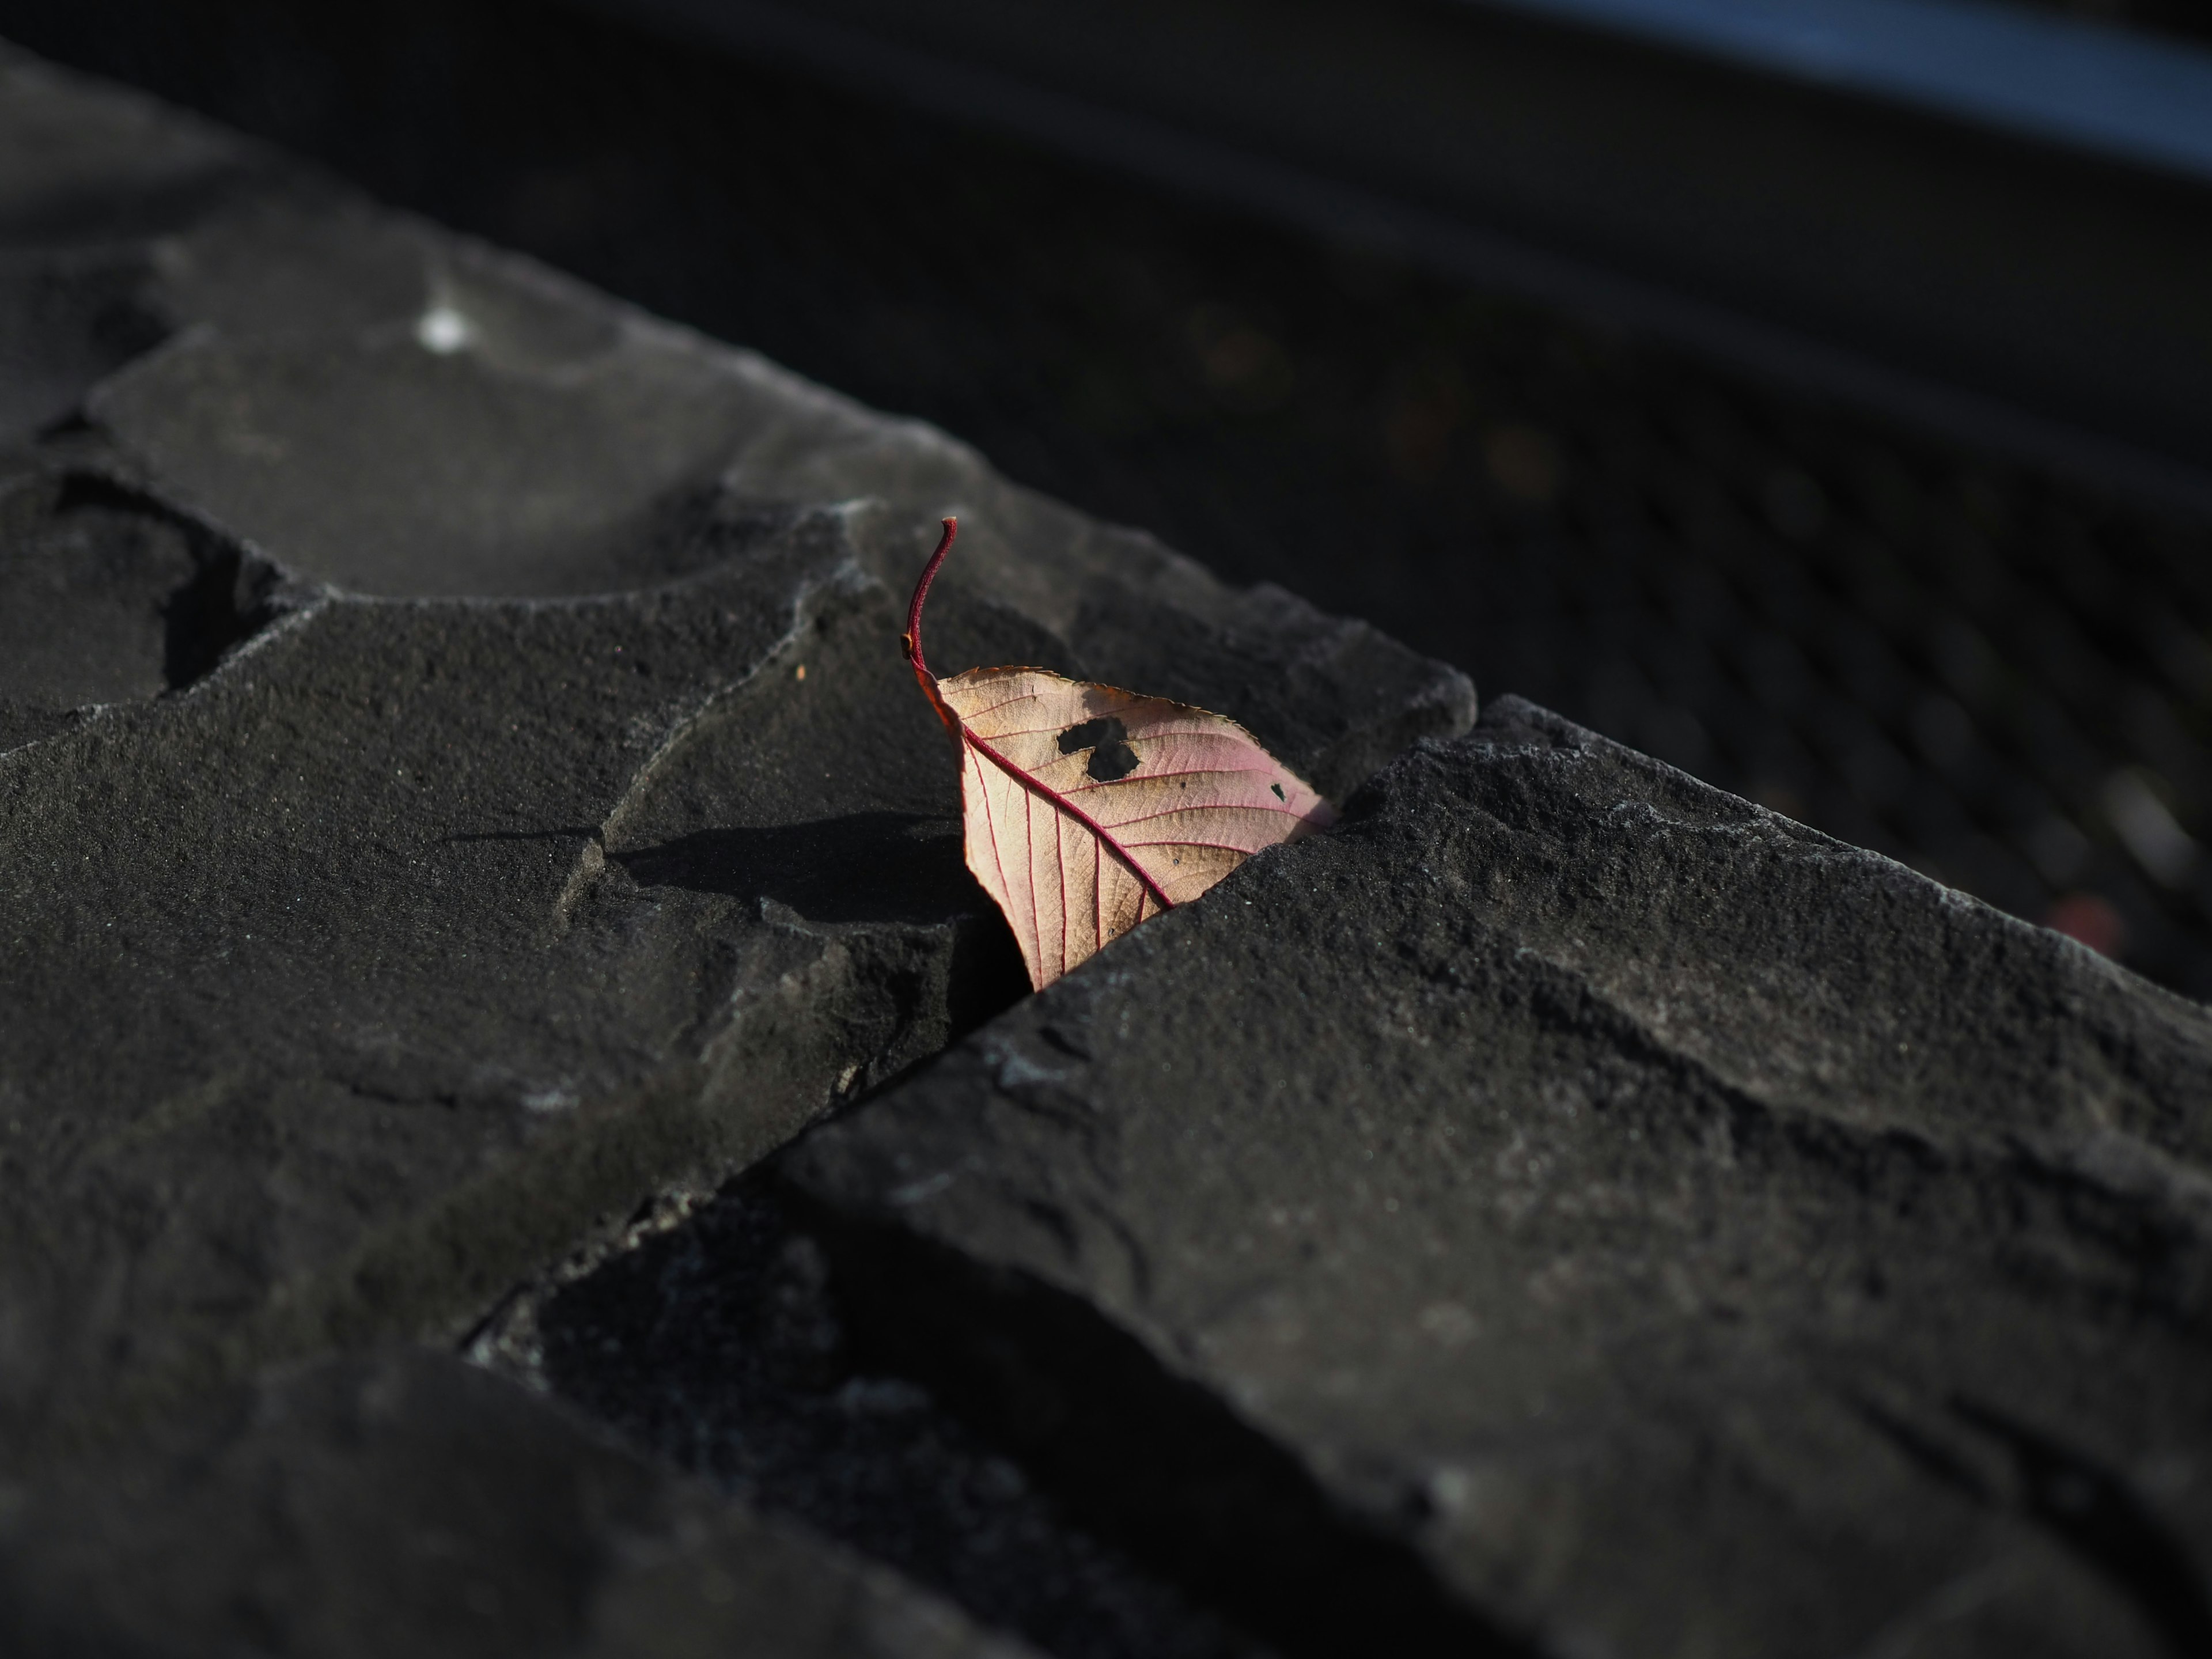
top-left (1058, 714), bottom-right (1141, 781)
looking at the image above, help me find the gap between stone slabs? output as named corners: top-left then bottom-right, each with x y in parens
top-left (0, 1344), bottom-right (1043, 1659)
top-left (503, 1167), bottom-right (1285, 1659)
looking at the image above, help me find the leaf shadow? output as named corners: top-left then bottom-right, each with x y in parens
top-left (615, 812), bottom-right (988, 927)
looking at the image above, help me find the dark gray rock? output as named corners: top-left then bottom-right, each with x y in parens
top-left (0, 49), bottom-right (275, 447)
top-left (0, 47), bottom-right (267, 247)
top-left (0, 25), bottom-right (1467, 1543)
top-left (0, 499), bottom-right (991, 1465)
top-left (783, 697), bottom-right (2212, 1659)
top-left (522, 1171), bottom-right (1280, 1659)
top-left (0, 40), bottom-right (1465, 794)
top-left (81, 198), bottom-right (1461, 792)
top-left (0, 35), bottom-right (1480, 1659)
top-left (0, 1345), bottom-right (1035, 1659)
top-left (0, 244), bottom-right (166, 442)
top-left (0, 469), bottom-right (268, 749)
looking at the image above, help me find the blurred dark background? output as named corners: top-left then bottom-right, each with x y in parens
top-left (7, 0), bottom-right (2212, 997)
top-left (2036, 0), bottom-right (2212, 42)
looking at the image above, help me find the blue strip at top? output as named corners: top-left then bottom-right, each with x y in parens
top-left (1473, 0), bottom-right (2212, 184)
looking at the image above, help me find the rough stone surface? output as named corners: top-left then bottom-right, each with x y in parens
top-left (785, 697), bottom-right (2212, 1659)
top-left (0, 46), bottom-right (1469, 1466)
top-left (515, 1171), bottom-right (1278, 1659)
top-left (0, 43), bottom-right (1469, 1658)
top-left (28, 28), bottom-right (2207, 1659)
top-left (0, 1346), bottom-right (1035, 1659)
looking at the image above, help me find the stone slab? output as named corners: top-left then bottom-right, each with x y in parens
top-left (0, 43), bottom-right (1471, 1475)
top-left (785, 696), bottom-right (2212, 1658)
top-left (0, 1344), bottom-right (1035, 1659)
top-left (522, 1170), bottom-right (1279, 1659)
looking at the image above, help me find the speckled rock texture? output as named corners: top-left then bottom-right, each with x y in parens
top-left (14, 31), bottom-right (2210, 1659)
top-left (0, 1346), bottom-right (1038, 1659)
top-left (785, 698), bottom-right (2212, 1659)
top-left (0, 43), bottom-right (1468, 1658)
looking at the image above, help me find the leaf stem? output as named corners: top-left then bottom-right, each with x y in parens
top-left (903, 516), bottom-right (956, 679)
top-left (902, 515), bottom-right (1173, 912)
top-left (903, 517), bottom-right (963, 738)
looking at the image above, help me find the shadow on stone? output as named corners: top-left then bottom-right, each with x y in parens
top-left (0, 248), bottom-right (171, 442)
top-left (1954, 1399), bottom-right (2212, 1657)
top-left (618, 813), bottom-right (1032, 1038)
top-left (788, 1194), bottom-right (1528, 1659)
top-left (0, 468), bottom-right (280, 745)
top-left (619, 813), bottom-right (983, 927)
top-left (535, 1172), bottom-right (1279, 1659)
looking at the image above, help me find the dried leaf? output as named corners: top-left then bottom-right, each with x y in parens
top-left (904, 518), bottom-right (1334, 988)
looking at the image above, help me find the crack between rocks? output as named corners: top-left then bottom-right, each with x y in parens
top-left (782, 1179), bottom-right (1539, 1659)
top-left (1850, 1390), bottom-right (2212, 1657)
top-left (559, 551), bottom-right (881, 934)
top-left (1494, 942), bottom-right (2212, 1331)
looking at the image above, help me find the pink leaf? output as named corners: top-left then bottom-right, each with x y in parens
top-left (905, 518), bottom-right (1334, 988)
